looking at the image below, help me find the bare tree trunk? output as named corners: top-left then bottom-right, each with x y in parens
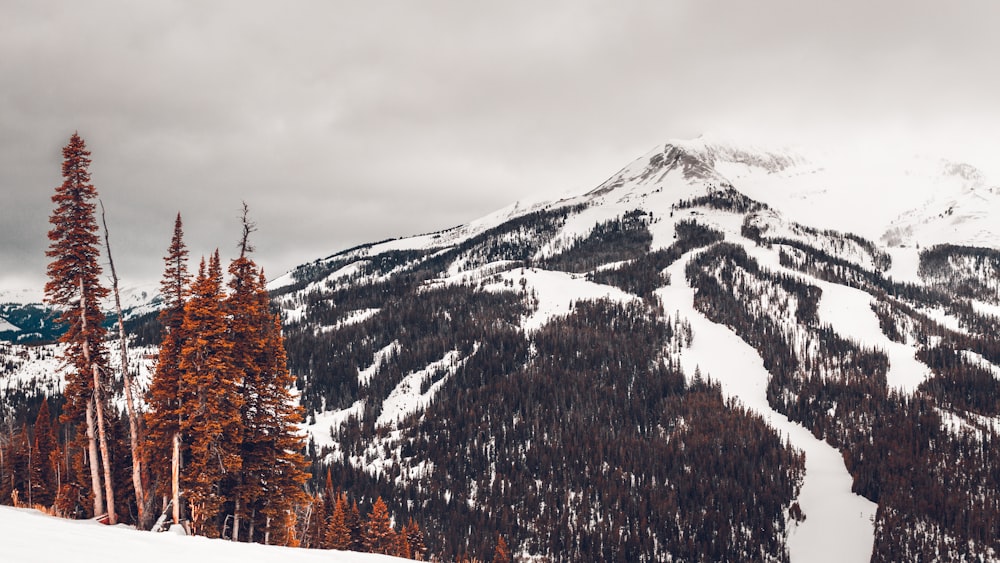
top-left (26, 441), bottom-right (32, 507)
top-left (233, 499), bottom-right (241, 542)
top-left (85, 397), bottom-right (103, 517)
top-left (101, 202), bottom-right (147, 528)
top-left (92, 362), bottom-right (115, 524)
top-left (172, 433), bottom-right (180, 525)
top-left (248, 507), bottom-right (255, 543)
top-left (80, 278), bottom-right (115, 524)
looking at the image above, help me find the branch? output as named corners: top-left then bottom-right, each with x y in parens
top-left (239, 201), bottom-right (257, 257)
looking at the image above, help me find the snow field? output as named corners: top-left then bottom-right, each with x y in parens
top-left (485, 268), bottom-right (638, 332)
top-left (0, 505), bottom-right (406, 563)
top-left (375, 348), bottom-right (468, 429)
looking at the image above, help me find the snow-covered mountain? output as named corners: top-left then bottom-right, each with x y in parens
top-left (259, 137), bottom-right (1000, 561)
top-left (5, 137), bottom-right (1000, 561)
top-left (881, 171), bottom-right (1000, 249)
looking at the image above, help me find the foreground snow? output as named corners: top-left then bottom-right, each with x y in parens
top-left (0, 506), bottom-right (406, 563)
top-left (660, 253), bottom-right (877, 563)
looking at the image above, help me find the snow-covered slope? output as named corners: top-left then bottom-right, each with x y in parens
top-left (882, 181), bottom-right (1000, 249)
top-left (0, 506), bottom-right (405, 563)
top-left (0, 287), bottom-right (44, 305)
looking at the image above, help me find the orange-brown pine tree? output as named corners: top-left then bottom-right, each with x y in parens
top-left (405, 518), bottom-right (428, 561)
top-left (177, 252), bottom-right (244, 538)
top-left (144, 212), bottom-right (191, 525)
top-left (44, 132), bottom-right (115, 522)
top-left (6, 425), bottom-right (31, 506)
top-left (321, 472), bottom-right (337, 545)
top-left (364, 497), bottom-right (397, 555)
top-left (326, 493), bottom-right (352, 550)
top-left (227, 206), bottom-right (309, 543)
top-left (494, 534), bottom-right (512, 563)
top-left (395, 529), bottom-right (413, 559)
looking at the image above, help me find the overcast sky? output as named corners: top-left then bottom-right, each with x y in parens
top-left (3, 1), bottom-right (1000, 292)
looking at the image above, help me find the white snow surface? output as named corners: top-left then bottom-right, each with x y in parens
top-left (659, 252), bottom-right (877, 563)
top-left (0, 506), bottom-right (405, 563)
top-left (358, 341), bottom-right (401, 387)
top-left (0, 287), bottom-right (44, 304)
top-left (0, 343), bottom-right (65, 399)
top-left (307, 400), bottom-right (365, 450)
top-left (0, 317), bottom-right (19, 332)
top-left (485, 268), bottom-right (638, 332)
top-left (375, 348), bottom-right (467, 428)
top-left (814, 281), bottom-right (932, 393)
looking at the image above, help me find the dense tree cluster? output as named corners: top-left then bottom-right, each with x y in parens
top-left (588, 219), bottom-right (724, 299)
top-left (0, 304), bottom-right (62, 344)
top-left (918, 243), bottom-right (1000, 303)
top-left (142, 212), bottom-right (311, 542)
top-left (675, 185), bottom-right (769, 214)
top-left (294, 473), bottom-right (428, 559)
top-left (1, 135), bottom-right (422, 557)
top-left (540, 209), bottom-right (653, 273)
top-left (304, 281), bottom-right (806, 560)
top-left (743, 212), bottom-right (891, 273)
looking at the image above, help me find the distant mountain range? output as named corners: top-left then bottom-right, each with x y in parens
top-left (4, 137), bottom-right (1000, 561)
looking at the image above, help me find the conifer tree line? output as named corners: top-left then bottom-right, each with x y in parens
top-left (0, 133), bottom-right (431, 558)
top-left (294, 469), bottom-right (432, 560)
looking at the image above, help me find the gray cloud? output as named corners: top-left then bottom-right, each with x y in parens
top-left (3, 1), bottom-right (1000, 291)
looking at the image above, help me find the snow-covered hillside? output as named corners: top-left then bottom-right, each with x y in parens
top-left (1, 506), bottom-right (405, 563)
top-left (266, 137), bottom-right (1000, 561)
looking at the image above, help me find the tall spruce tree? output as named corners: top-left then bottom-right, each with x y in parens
top-left (145, 212), bottom-right (190, 523)
top-left (228, 206), bottom-right (308, 543)
top-left (327, 493), bottom-right (352, 550)
top-left (44, 132), bottom-right (116, 522)
top-left (405, 518), bottom-right (428, 561)
top-left (177, 252), bottom-right (244, 538)
top-left (364, 497), bottom-right (396, 555)
top-left (251, 272), bottom-right (309, 542)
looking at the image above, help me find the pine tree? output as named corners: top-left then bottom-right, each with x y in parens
top-left (405, 518), bottom-right (428, 561)
top-left (321, 471), bottom-right (337, 545)
top-left (0, 428), bottom-right (13, 504)
top-left (326, 493), bottom-right (352, 550)
top-left (178, 252), bottom-right (244, 537)
top-left (494, 535), bottom-right (512, 563)
top-left (227, 206), bottom-right (308, 543)
top-left (145, 212), bottom-right (190, 523)
top-left (6, 425), bottom-right (30, 506)
top-left (395, 529), bottom-right (412, 559)
top-left (44, 132), bottom-right (115, 522)
top-left (32, 398), bottom-right (59, 507)
top-left (364, 497), bottom-right (396, 555)
top-left (347, 500), bottom-right (364, 551)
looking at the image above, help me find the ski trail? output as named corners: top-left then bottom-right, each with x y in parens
top-left (659, 254), bottom-right (876, 563)
top-left (743, 244), bottom-right (933, 393)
